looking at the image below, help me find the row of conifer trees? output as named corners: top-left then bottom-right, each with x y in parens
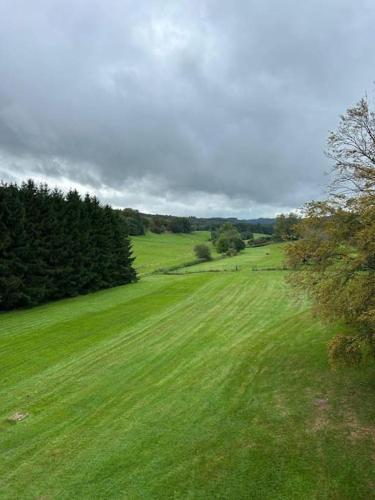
top-left (0, 180), bottom-right (137, 310)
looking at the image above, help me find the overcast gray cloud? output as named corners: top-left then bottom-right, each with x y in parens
top-left (0, 0), bottom-right (374, 217)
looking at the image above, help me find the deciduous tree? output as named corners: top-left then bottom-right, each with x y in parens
top-left (286, 97), bottom-right (375, 365)
top-left (194, 244), bottom-right (212, 261)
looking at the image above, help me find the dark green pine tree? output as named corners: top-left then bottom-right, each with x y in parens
top-left (62, 189), bottom-right (85, 297)
top-left (78, 194), bottom-right (97, 293)
top-left (0, 184), bottom-right (29, 309)
top-left (95, 205), bottom-right (118, 288)
top-left (45, 188), bottom-right (69, 300)
top-left (82, 194), bottom-right (103, 292)
top-left (110, 210), bottom-right (137, 285)
top-left (20, 180), bottom-right (52, 306)
top-left (0, 180), bottom-right (137, 309)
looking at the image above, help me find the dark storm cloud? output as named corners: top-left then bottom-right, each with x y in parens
top-left (0, 0), bottom-right (374, 215)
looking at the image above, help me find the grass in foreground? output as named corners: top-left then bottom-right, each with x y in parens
top-left (0, 234), bottom-right (374, 499)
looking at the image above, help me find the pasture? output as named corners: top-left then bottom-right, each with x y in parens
top-left (0, 233), bottom-right (374, 499)
top-left (131, 231), bottom-right (217, 275)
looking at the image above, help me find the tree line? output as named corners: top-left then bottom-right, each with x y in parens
top-left (117, 209), bottom-right (193, 235)
top-left (0, 180), bottom-right (136, 310)
top-left (191, 217), bottom-right (275, 235)
top-left (117, 209), bottom-right (275, 237)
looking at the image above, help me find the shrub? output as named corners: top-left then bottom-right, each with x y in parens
top-left (226, 246), bottom-right (238, 257)
top-left (194, 244), bottom-right (212, 261)
top-left (248, 236), bottom-right (272, 247)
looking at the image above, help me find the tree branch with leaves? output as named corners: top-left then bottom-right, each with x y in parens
top-left (286, 96), bottom-right (375, 367)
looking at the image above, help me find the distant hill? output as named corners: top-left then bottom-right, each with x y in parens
top-left (243, 218), bottom-right (275, 225)
top-left (188, 216), bottom-right (275, 227)
top-left (117, 208), bottom-right (275, 236)
top-left (186, 216), bottom-right (275, 233)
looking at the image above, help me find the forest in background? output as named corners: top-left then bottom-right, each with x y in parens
top-left (117, 208), bottom-right (275, 236)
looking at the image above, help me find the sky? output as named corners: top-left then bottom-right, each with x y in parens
top-left (0, 0), bottom-right (374, 218)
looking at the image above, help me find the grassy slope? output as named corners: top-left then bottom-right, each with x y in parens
top-left (0, 234), bottom-right (374, 499)
top-left (178, 243), bottom-right (286, 273)
top-left (253, 232), bottom-right (272, 240)
top-left (131, 231), bottom-right (216, 275)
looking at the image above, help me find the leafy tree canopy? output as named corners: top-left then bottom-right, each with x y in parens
top-left (194, 243), bottom-right (212, 261)
top-left (274, 213), bottom-right (300, 241)
top-left (286, 96), bottom-right (375, 366)
top-left (215, 223), bottom-right (245, 255)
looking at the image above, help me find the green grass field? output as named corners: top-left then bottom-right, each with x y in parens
top-left (131, 231), bottom-right (217, 275)
top-left (175, 243), bottom-right (285, 273)
top-left (1, 233), bottom-right (374, 499)
top-left (253, 232), bottom-right (272, 240)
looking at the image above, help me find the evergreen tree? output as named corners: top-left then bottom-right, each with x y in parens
top-left (0, 184), bottom-right (29, 308)
top-left (20, 181), bottom-right (51, 305)
top-left (0, 180), bottom-right (137, 310)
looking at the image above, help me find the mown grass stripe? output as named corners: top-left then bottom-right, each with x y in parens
top-left (0, 238), bottom-right (374, 499)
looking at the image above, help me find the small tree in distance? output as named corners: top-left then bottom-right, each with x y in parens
top-left (194, 244), bottom-right (212, 261)
top-left (215, 223), bottom-right (245, 255)
top-left (274, 213), bottom-right (299, 241)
